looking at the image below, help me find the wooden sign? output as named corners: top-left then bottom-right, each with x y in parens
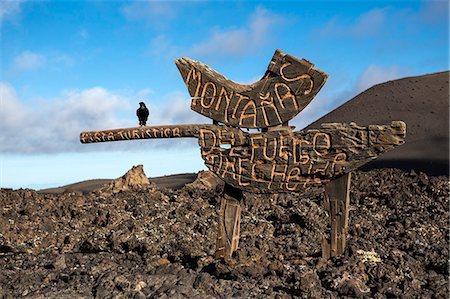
top-left (80, 121), bottom-right (406, 193)
top-left (175, 49), bottom-right (328, 128)
top-left (80, 50), bottom-right (407, 260)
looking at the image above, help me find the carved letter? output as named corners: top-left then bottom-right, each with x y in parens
top-left (173, 128), bottom-right (181, 137)
top-left (263, 137), bottom-right (277, 161)
top-left (186, 67), bottom-right (202, 105)
top-left (94, 132), bottom-right (101, 142)
top-left (238, 158), bottom-right (251, 186)
top-left (275, 82), bottom-right (298, 110)
top-left (232, 94), bottom-right (248, 120)
top-left (269, 164), bottom-right (287, 189)
top-left (216, 87), bottom-right (234, 122)
top-left (293, 137), bottom-right (311, 164)
top-left (117, 131), bottom-right (125, 140)
top-left (201, 82), bottom-right (217, 109)
top-left (239, 100), bottom-right (257, 127)
top-left (132, 129), bottom-right (140, 139)
top-left (250, 135), bottom-right (264, 161)
top-left (331, 152), bottom-right (347, 175)
top-left (313, 161), bottom-right (330, 176)
top-left (204, 153), bottom-right (223, 172)
top-left (251, 161), bottom-right (267, 183)
top-left (313, 132), bottom-right (331, 156)
top-left (279, 135), bottom-right (291, 159)
top-left (260, 92), bottom-right (282, 126)
top-left (280, 62), bottom-right (314, 95)
top-left (199, 128), bottom-right (217, 154)
top-left (221, 158), bottom-right (237, 179)
top-left (286, 167), bottom-right (301, 191)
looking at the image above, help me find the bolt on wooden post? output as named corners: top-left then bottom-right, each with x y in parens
top-left (80, 49), bottom-right (406, 260)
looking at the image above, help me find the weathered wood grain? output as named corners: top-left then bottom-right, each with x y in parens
top-left (80, 124), bottom-right (246, 144)
top-left (79, 49), bottom-right (408, 261)
top-left (198, 121), bottom-right (406, 193)
top-left (215, 184), bottom-right (242, 260)
top-left (322, 173), bottom-right (351, 259)
top-left (175, 49), bottom-right (328, 128)
top-left (80, 121), bottom-right (406, 193)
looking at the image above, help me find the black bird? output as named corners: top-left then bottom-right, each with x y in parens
top-left (137, 102), bottom-right (149, 126)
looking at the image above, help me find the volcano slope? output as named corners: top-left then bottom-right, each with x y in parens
top-left (307, 71), bottom-right (449, 176)
top-left (0, 169), bottom-right (448, 298)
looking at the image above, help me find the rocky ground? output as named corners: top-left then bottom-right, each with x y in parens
top-left (0, 167), bottom-right (448, 298)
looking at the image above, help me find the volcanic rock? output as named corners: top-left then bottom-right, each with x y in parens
top-left (0, 168), bottom-right (448, 298)
top-left (186, 171), bottom-right (224, 192)
top-left (1, 72), bottom-right (449, 298)
top-left (100, 165), bottom-right (155, 194)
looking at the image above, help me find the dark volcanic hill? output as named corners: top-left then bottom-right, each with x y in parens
top-left (39, 173), bottom-right (197, 195)
top-left (307, 71), bottom-right (449, 175)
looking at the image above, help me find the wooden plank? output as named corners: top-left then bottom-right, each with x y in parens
top-left (322, 172), bottom-right (351, 258)
top-left (81, 122), bottom-right (405, 195)
top-left (336, 216), bottom-right (343, 255)
top-left (330, 201), bottom-right (338, 256)
top-left (321, 237), bottom-right (330, 259)
top-left (80, 124), bottom-right (245, 144)
top-left (200, 121), bottom-right (404, 193)
top-left (175, 49), bottom-right (328, 128)
top-left (215, 198), bottom-right (227, 259)
top-left (215, 184), bottom-right (243, 260)
top-left (79, 49), bottom-right (408, 262)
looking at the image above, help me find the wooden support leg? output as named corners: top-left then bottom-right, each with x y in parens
top-left (215, 184), bottom-right (242, 260)
top-left (321, 172), bottom-right (351, 259)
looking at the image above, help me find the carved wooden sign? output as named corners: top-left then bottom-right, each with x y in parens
top-left (81, 121), bottom-right (406, 193)
top-left (80, 49), bottom-right (406, 260)
top-left (198, 121), bottom-right (405, 192)
top-left (175, 49), bottom-right (328, 128)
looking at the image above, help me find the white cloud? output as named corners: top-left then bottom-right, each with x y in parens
top-left (0, 83), bottom-right (209, 154)
top-left (350, 8), bottom-right (386, 37)
top-left (147, 35), bottom-right (181, 59)
top-left (11, 51), bottom-right (76, 73)
top-left (78, 28), bottom-right (89, 39)
top-left (122, 1), bottom-right (178, 28)
top-left (148, 91), bottom-right (209, 126)
top-left (356, 64), bottom-right (406, 92)
top-left (12, 51), bottom-right (46, 72)
top-left (318, 8), bottom-right (387, 38)
top-left (419, 1), bottom-right (449, 23)
top-left (191, 6), bottom-right (285, 57)
top-left (52, 87), bottom-right (133, 133)
top-left (0, 84), bottom-right (133, 153)
top-left (0, 82), bottom-right (28, 129)
top-left (0, 63), bottom-right (411, 155)
top-left (137, 88), bottom-right (153, 99)
top-left (53, 53), bottom-right (75, 67)
top-left (0, 0), bottom-right (22, 23)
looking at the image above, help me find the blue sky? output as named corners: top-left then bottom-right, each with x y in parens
top-left (1, 0), bottom-right (448, 189)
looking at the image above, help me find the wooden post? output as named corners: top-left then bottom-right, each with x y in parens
top-left (322, 172), bottom-right (351, 259)
top-left (215, 184), bottom-right (242, 260)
